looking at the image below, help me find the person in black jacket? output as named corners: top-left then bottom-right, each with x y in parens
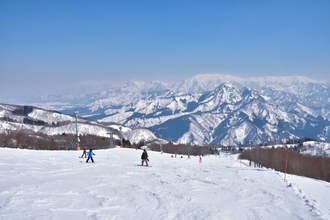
top-left (81, 147), bottom-right (87, 158)
top-left (141, 149), bottom-right (149, 166)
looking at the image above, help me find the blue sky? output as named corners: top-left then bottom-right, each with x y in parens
top-left (1, 0), bottom-right (329, 100)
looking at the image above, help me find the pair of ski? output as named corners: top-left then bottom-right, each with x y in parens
top-left (137, 164), bottom-right (152, 167)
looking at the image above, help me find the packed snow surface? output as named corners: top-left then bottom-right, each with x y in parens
top-left (1, 147), bottom-right (329, 220)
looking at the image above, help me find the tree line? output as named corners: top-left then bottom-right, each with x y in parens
top-left (238, 147), bottom-right (330, 183)
top-left (0, 130), bottom-right (218, 156)
top-left (0, 131), bottom-right (114, 150)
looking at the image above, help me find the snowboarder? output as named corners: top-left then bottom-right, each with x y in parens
top-left (81, 147), bottom-right (87, 158)
top-left (141, 149), bottom-right (149, 166)
top-left (86, 149), bottom-right (95, 163)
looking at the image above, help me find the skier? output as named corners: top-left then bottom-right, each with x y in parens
top-left (141, 149), bottom-right (149, 166)
top-left (86, 149), bottom-right (95, 163)
top-left (81, 147), bottom-right (87, 158)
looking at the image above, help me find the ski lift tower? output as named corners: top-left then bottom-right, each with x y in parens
top-left (74, 111), bottom-right (80, 150)
top-left (119, 126), bottom-right (123, 147)
top-left (106, 131), bottom-right (114, 149)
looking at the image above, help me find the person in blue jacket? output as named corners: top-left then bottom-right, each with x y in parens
top-left (86, 149), bottom-right (95, 163)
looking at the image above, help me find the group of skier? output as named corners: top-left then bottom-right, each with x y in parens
top-left (80, 147), bottom-right (149, 165)
top-left (81, 147), bottom-right (205, 165)
top-left (80, 147), bottom-right (95, 163)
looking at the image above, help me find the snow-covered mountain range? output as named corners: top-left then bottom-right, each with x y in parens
top-left (56, 74), bottom-right (330, 146)
top-left (3, 74), bottom-right (330, 146)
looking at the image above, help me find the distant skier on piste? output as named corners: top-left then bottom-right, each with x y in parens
top-left (81, 147), bottom-right (87, 158)
top-left (86, 149), bottom-right (95, 163)
top-left (141, 149), bottom-right (149, 166)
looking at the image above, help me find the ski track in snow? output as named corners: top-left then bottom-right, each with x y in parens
top-left (0, 148), bottom-right (329, 220)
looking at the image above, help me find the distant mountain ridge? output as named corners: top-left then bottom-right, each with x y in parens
top-left (56, 74), bottom-right (330, 146)
top-left (3, 74), bottom-right (330, 146)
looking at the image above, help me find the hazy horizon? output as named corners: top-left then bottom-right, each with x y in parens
top-left (1, 1), bottom-right (329, 101)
